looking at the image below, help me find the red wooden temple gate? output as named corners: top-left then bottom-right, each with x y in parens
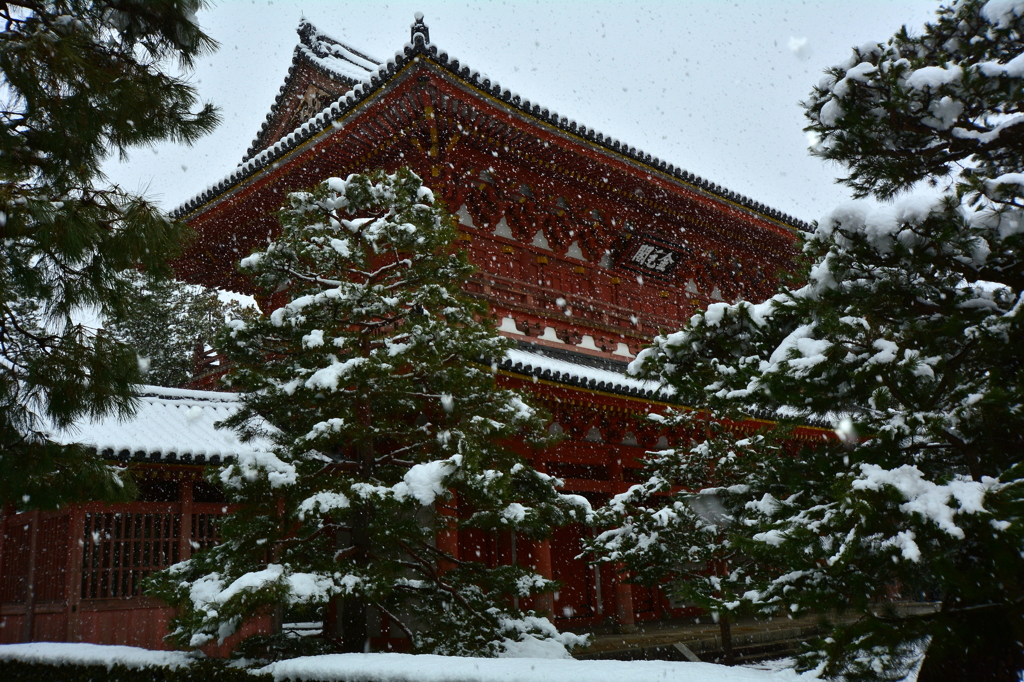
top-left (2, 471), bottom-right (220, 647)
top-left (0, 16), bottom-right (824, 650)
top-left (0, 391), bottom-right (274, 650)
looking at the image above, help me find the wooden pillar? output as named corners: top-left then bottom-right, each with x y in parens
top-left (531, 538), bottom-right (554, 616)
top-left (526, 454), bottom-right (555, 616)
top-left (23, 511), bottom-right (39, 642)
top-left (0, 505), bottom-right (7, 592)
top-left (510, 532), bottom-right (520, 611)
top-left (589, 527), bottom-right (604, 618)
top-left (179, 479), bottom-right (194, 562)
top-left (65, 506), bottom-right (85, 642)
top-left (435, 491), bottom-right (459, 573)
top-left (607, 449), bottom-right (635, 631)
top-left (0, 506), bottom-right (7, 636)
top-left (608, 455), bottom-right (626, 495)
top-left (613, 564), bottom-right (636, 633)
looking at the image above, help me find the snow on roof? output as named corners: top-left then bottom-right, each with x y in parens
top-left (502, 344), bottom-right (673, 400)
top-left (297, 21), bottom-right (382, 83)
top-left (241, 21), bottom-right (382, 164)
top-left (173, 18), bottom-right (808, 233)
top-left (507, 345), bottom-right (839, 427)
top-left (47, 345), bottom-right (667, 465)
top-left (52, 385), bottom-right (271, 463)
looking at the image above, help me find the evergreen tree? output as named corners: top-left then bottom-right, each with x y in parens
top-left (587, 410), bottom-right (783, 666)
top-left (105, 275), bottom-right (258, 388)
top-left (149, 170), bottom-right (589, 658)
top-left (0, 1), bottom-right (219, 507)
top-left (617, 1), bottom-right (1024, 680)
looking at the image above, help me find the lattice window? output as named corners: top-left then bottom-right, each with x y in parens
top-left (0, 521), bottom-right (29, 603)
top-left (81, 512), bottom-right (180, 599)
top-left (190, 513), bottom-right (221, 552)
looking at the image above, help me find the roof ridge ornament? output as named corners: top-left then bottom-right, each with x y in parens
top-left (411, 12), bottom-right (429, 45)
top-left (297, 19), bottom-right (316, 46)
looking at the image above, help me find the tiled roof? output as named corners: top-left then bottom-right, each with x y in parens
top-left (296, 21), bottom-right (381, 84)
top-left (51, 347), bottom-right (669, 465)
top-left (500, 345), bottom-right (837, 428)
top-left (52, 386), bottom-right (272, 463)
top-left (47, 348), bottom-right (667, 464)
top-left (501, 343), bottom-right (673, 401)
top-left (243, 21), bottom-right (381, 163)
top-left (172, 18), bottom-right (809, 232)
top-left (53, 352), bottom-right (823, 453)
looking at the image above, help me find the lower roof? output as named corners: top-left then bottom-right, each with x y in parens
top-left (503, 342), bottom-right (671, 401)
top-left (52, 345), bottom-right (671, 464)
top-left (51, 386), bottom-right (272, 464)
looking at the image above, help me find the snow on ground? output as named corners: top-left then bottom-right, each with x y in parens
top-left (258, 652), bottom-right (820, 682)
top-left (0, 644), bottom-right (825, 681)
top-left (0, 642), bottom-right (192, 670)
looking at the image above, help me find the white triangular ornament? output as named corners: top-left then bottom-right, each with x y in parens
top-left (566, 240), bottom-right (587, 261)
top-left (456, 205), bottom-right (475, 228)
top-left (532, 230), bottom-right (551, 250)
top-left (493, 217), bottom-right (514, 239)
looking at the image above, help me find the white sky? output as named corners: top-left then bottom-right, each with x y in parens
top-left (102, 0), bottom-right (941, 224)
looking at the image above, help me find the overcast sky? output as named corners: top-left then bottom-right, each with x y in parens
top-left (102, 0), bottom-right (941, 224)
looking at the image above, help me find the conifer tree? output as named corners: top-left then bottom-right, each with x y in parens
top-left (105, 275), bottom-right (257, 388)
top-left (616, 1), bottom-right (1024, 680)
top-left (0, 1), bottom-right (219, 507)
top-left (149, 169), bottom-right (589, 658)
top-left (587, 410), bottom-right (783, 666)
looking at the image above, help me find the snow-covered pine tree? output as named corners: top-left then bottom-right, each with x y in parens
top-left (105, 275), bottom-right (258, 388)
top-left (586, 410), bottom-right (784, 666)
top-left (0, 1), bottom-right (219, 507)
top-left (148, 169), bottom-right (589, 658)
top-left (624, 1), bottom-right (1024, 680)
